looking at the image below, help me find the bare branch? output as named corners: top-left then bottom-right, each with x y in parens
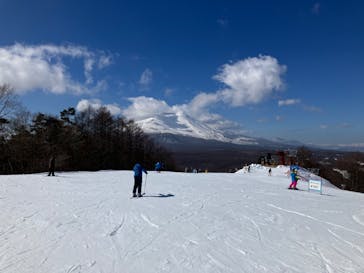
top-left (0, 84), bottom-right (19, 119)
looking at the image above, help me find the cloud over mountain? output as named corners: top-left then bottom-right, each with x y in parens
top-left (122, 55), bottom-right (286, 126)
top-left (123, 96), bottom-right (172, 120)
top-left (77, 55), bottom-right (286, 141)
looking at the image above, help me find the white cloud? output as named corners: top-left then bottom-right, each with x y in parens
top-left (213, 55), bottom-right (286, 107)
top-left (0, 43), bottom-right (111, 94)
top-left (84, 58), bottom-right (95, 84)
top-left (183, 92), bottom-right (219, 118)
top-left (104, 104), bottom-right (122, 116)
top-left (278, 98), bottom-right (301, 106)
top-left (123, 96), bottom-right (172, 120)
top-left (98, 55), bottom-right (112, 69)
top-left (320, 124), bottom-right (328, 129)
top-left (139, 68), bottom-right (153, 89)
top-left (76, 99), bottom-right (102, 112)
top-left (76, 99), bottom-right (122, 116)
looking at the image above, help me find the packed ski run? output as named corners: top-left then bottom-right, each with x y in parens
top-left (1, 165), bottom-right (364, 273)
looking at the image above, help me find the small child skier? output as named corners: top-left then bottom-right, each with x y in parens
top-left (288, 168), bottom-right (299, 190)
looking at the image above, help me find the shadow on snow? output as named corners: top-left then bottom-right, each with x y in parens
top-left (142, 193), bottom-right (175, 198)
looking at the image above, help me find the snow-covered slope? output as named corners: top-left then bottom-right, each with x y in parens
top-left (1, 166), bottom-right (364, 273)
top-left (135, 112), bottom-right (258, 145)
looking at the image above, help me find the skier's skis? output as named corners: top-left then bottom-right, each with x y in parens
top-left (287, 188), bottom-right (301, 191)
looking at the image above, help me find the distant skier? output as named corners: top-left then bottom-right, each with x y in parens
top-left (248, 165), bottom-right (251, 173)
top-left (48, 155), bottom-right (56, 176)
top-left (155, 162), bottom-right (162, 173)
top-left (288, 168), bottom-right (299, 190)
top-left (268, 168), bottom-right (272, 176)
top-left (132, 163), bottom-right (148, 197)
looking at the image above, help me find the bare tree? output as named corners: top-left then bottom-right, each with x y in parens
top-left (0, 84), bottom-right (20, 121)
top-left (0, 84), bottom-right (24, 135)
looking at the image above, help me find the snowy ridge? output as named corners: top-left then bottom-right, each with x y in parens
top-left (135, 112), bottom-right (258, 145)
top-left (1, 167), bottom-right (364, 272)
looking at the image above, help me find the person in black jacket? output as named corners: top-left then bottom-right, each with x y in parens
top-left (48, 155), bottom-right (56, 176)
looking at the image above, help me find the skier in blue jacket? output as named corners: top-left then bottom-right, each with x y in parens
top-left (132, 163), bottom-right (148, 197)
top-left (155, 161), bottom-right (162, 172)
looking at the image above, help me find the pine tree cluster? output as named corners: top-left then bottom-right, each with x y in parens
top-left (0, 106), bottom-right (175, 174)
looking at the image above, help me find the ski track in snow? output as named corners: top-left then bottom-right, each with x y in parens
top-left (327, 229), bottom-right (364, 254)
top-left (66, 264), bottom-right (82, 273)
top-left (1, 167), bottom-right (364, 273)
top-left (267, 203), bottom-right (364, 237)
top-left (140, 214), bottom-right (159, 229)
top-left (352, 214), bottom-right (364, 227)
top-left (109, 215), bottom-right (126, 236)
top-left (314, 245), bottom-right (335, 273)
top-left (240, 215), bottom-right (263, 244)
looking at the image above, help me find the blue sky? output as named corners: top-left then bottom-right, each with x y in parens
top-left (0, 0), bottom-right (363, 146)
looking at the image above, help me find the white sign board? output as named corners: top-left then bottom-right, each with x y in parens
top-left (309, 179), bottom-right (322, 194)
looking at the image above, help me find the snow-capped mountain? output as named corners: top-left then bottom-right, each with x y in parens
top-left (135, 114), bottom-right (364, 152)
top-left (134, 111), bottom-right (258, 145)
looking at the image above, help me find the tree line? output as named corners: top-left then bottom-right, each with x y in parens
top-left (0, 85), bottom-right (175, 174)
top-left (296, 146), bottom-right (364, 193)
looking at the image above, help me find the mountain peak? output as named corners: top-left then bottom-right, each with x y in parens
top-left (135, 112), bottom-right (257, 145)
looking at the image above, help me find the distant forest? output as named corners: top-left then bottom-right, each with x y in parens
top-left (0, 85), bottom-right (175, 174)
top-left (293, 146), bottom-right (364, 193)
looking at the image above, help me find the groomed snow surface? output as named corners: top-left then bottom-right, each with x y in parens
top-left (1, 165), bottom-right (364, 273)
